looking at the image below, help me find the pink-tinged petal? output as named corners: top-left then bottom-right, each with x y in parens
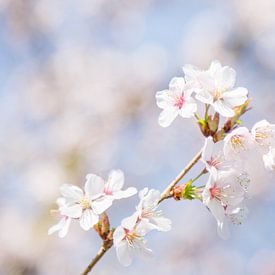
top-left (208, 199), bottom-right (225, 223)
top-left (182, 64), bottom-right (200, 81)
top-left (121, 212), bottom-right (139, 230)
top-left (179, 100), bottom-right (197, 118)
top-left (106, 170), bottom-right (124, 192)
top-left (150, 216), bottom-right (172, 232)
top-left (216, 66), bottom-right (236, 90)
top-left (60, 184), bottom-right (83, 202)
top-left (195, 90), bottom-right (213, 104)
top-left (168, 77), bottom-right (185, 94)
top-left (61, 204), bottom-right (82, 218)
top-left (80, 209), bottom-right (99, 231)
top-left (197, 72), bottom-right (216, 92)
top-left (138, 187), bottom-right (149, 200)
top-left (115, 240), bottom-right (133, 267)
top-left (113, 187), bottom-right (137, 200)
top-left (208, 60), bottom-right (222, 76)
top-left (155, 90), bottom-right (172, 109)
top-left (141, 189), bottom-right (160, 209)
top-left (223, 87), bottom-right (248, 107)
top-left (202, 137), bottom-right (214, 162)
top-left (59, 218), bottom-right (71, 238)
top-left (92, 196), bottom-right (113, 214)
top-left (85, 174), bottom-right (105, 198)
top-left (158, 107), bottom-right (178, 127)
top-left (213, 100), bottom-right (235, 117)
top-left (217, 219), bottom-right (230, 240)
top-left (136, 219), bottom-right (156, 235)
top-left (113, 226), bottom-right (126, 245)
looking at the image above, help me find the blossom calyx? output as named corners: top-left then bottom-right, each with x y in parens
top-left (173, 181), bottom-right (199, 201)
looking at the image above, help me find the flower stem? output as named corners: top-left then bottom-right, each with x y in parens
top-left (81, 239), bottom-right (113, 275)
top-left (191, 168), bottom-right (208, 184)
top-left (158, 148), bottom-right (202, 203)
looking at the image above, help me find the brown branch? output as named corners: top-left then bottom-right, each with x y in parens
top-left (81, 239), bottom-right (113, 275)
top-left (158, 148), bottom-right (202, 203)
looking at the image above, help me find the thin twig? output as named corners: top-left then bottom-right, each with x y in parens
top-left (81, 240), bottom-right (112, 275)
top-left (158, 148), bottom-right (202, 203)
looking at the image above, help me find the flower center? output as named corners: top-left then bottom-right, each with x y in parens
top-left (213, 90), bottom-right (222, 102)
top-left (123, 229), bottom-right (141, 246)
top-left (80, 198), bottom-right (90, 210)
top-left (230, 135), bottom-right (245, 150)
top-left (103, 187), bottom-right (113, 195)
top-left (255, 127), bottom-right (273, 144)
top-left (209, 185), bottom-right (221, 200)
top-left (174, 94), bottom-right (185, 109)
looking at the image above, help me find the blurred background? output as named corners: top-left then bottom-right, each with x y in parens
top-left (0, 0), bottom-right (275, 274)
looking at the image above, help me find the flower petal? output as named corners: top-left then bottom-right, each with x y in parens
top-left (60, 184), bottom-right (83, 202)
top-left (59, 218), bottom-right (71, 238)
top-left (213, 100), bottom-right (235, 117)
top-left (79, 209), bottom-right (99, 231)
top-left (115, 240), bottom-right (133, 267)
top-left (158, 107), bottom-right (178, 127)
top-left (92, 196), bottom-right (113, 214)
top-left (121, 212), bottom-right (139, 230)
top-left (61, 204), bottom-right (82, 218)
top-left (85, 174), bottom-right (105, 198)
top-left (107, 170), bottom-right (124, 192)
top-left (113, 187), bottom-right (137, 200)
top-left (223, 87), bottom-right (248, 107)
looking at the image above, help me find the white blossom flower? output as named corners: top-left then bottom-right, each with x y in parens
top-left (184, 60), bottom-right (248, 117)
top-left (113, 215), bottom-right (153, 267)
top-left (156, 77), bottom-right (197, 127)
top-left (201, 137), bottom-right (233, 178)
top-left (223, 127), bottom-right (255, 159)
top-left (263, 147), bottom-right (275, 171)
top-left (101, 170), bottom-right (137, 200)
top-left (133, 188), bottom-right (171, 233)
top-left (251, 120), bottom-right (275, 150)
top-left (59, 176), bottom-right (108, 231)
top-left (202, 170), bottom-right (247, 239)
top-left (48, 198), bottom-right (72, 238)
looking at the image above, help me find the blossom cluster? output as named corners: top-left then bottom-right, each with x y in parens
top-left (156, 60), bottom-right (248, 127)
top-left (201, 119), bottom-right (275, 238)
top-left (48, 170), bottom-right (137, 237)
top-left (49, 60), bottom-right (274, 270)
top-left (113, 188), bottom-right (171, 266)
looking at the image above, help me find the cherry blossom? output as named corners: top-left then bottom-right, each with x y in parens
top-left (101, 170), bottom-right (137, 200)
top-left (223, 127), bottom-right (255, 159)
top-left (156, 77), bottom-right (197, 127)
top-left (201, 137), bottom-right (233, 177)
top-left (59, 180), bottom-right (105, 231)
top-left (251, 120), bottom-right (275, 150)
top-left (183, 60), bottom-right (248, 117)
top-left (202, 170), bottom-right (247, 238)
top-left (113, 215), bottom-right (153, 267)
top-left (133, 188), bottom-right (171, 233)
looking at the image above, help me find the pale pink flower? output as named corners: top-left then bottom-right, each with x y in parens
top-left (156, 77), bottom-right (197, 127)
top-left (113, 215), bottom-right (153, 267)
top-left (184, 60), bottom-right (248, 117)
top-left (202, 170), bottom-right (247, 239)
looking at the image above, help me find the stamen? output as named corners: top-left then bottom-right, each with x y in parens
top-left (174, 94), bottom-right (185, 109)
